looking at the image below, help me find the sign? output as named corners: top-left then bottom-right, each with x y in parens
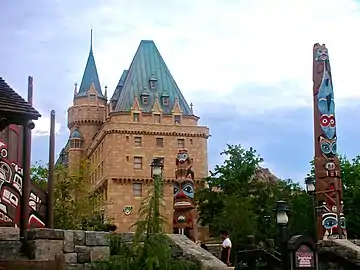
top-left (123, 205), bottom-right (133, 216)
top-left (295, 245), bottom-right (314, 268)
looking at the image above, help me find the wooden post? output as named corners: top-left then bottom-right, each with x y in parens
top-left (47, 110), bottom-right (55, 228)
top-left (20, 76), bottom-right (33, 239)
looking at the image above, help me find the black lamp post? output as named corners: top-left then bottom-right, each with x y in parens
top-left (151, 158), bottom-right (164, 177)
top-left (150, 158), bottom-right (164, 233)
top-left (305, 175), bottom-right (317, 241)
top-left (276, 200), bottom-right (289, 270)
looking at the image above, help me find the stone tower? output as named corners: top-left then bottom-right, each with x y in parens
top-left (59, 38), bottom-right (209, 237)
top-left (67, 30), bottom-right (107, 171)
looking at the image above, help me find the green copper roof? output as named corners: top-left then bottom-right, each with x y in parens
top-left (76, 30), bottom-right (103, 98)
top-left (111, 70), bottom-right (128, 102)
top-left (69, 128), bottom-right (83, 140)
top-left (114, 40), bottom-right (192, 115)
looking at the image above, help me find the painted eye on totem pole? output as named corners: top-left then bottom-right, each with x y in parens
top-left (320, 115), bottom-right (330, 127)
top-left (182, 184), bottom-right (194, 198)
top-left (320, 142), bottom-right (331, 154)
top-left (340, 217), bottom-right (346, 229)
top-left (331, 142), bottom-right (337, 154)
top-left (174, 185), bottom-right (179, 196)
top-left (329, 116), bottom-right (336, 127)
top-left (0, 148), bottom-right (7, 158)
top-left (322, 217), bottom-right (337, 229)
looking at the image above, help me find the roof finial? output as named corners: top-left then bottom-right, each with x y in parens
top-left (104, 85), bottom-right (108, 98)
top-left (190, 102), bottom-right (194, 114)
top-left (90, 28), bottom-right (93, 53)
top-left (74, 83), bottom-right (78, 95)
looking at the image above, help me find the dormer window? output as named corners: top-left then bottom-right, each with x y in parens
top-left (163, 97), bottom-right (169, 105)
top-left (149, 80), bottom-right (157, 90)
top-left (149, 73), bottom-right (157, 90)
top-left (142, 96), bottom-right (148, 104)
top-left (174, 115), bottom-right (181, 124)
top-left (141, 88), bottom-right (150, 104)
top-left (89, 94), bottom-right (96, 100)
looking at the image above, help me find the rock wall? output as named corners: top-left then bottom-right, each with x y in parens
top-left (27, 228), bottom-right (110, 269)
top-left (0, 228), bottom-right (232, 270)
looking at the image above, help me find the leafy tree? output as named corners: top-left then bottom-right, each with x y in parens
top-left (196, 144), bottom-right (313, 255)
top-left (93, 173), bottom-right (200, 270)
top-left (337, 156), bottom-right (360, 238)
top-left (30, 161), bottom-right (113, 231)
top-left (31, 161), bottom-right (48, 189)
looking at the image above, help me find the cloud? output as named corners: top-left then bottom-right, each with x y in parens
top-left (2, 0), bottom-right (360, 181)
top-left (32, 112), bottom-right (62, 138)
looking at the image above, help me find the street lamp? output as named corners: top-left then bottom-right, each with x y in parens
top-left (275, 200), bottom-right (289, 270)
top-left (276, 200), bottom-right (289, 226)
top-left (305, 175), bottom-right (316, 194)
top-left (150, 158), bottom-right (164, 234)
top-left (151, 158), bottom-right (164, 177)
top-left (305, 175), bottom-right (317, 241)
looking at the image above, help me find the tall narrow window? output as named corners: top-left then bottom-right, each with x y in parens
top-left (177, 139), bottom-right (185, 148)
top-left (156, 138), bottom-right (163, 148)
top-left (134, 156), bottom-right (143, 170)
top-left (133, 183), bottom-right (143, 197)
top-left (133, 113), bottom-right (140, 122)
top-left (174, 115), bottom-right (181, 124)
top-left (154, 114), bottom-right (161, 124)
top-left (134, 137), bottom-right (142, 147)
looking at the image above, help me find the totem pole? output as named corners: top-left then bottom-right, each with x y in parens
top-left (173, 149), bottom-right (196, 241)
top-left (313, 43), bottom-right (346, 240)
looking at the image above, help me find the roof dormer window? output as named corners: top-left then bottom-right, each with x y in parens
top-left (149, 80), bottom-right (157, 90)
top-left (89, 94), bottom-right (96, 100)
top-left (161, 90), bottom-right (169, 106)
top-left (149, 73), bottom-right (157, 90)
top-left (141, 88), bottom-right (150, 105)
top-left (163, 97), bottom-right (169, 105)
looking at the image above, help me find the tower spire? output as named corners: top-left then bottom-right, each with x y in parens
top-left (90, 28), bottom-right (93, 54)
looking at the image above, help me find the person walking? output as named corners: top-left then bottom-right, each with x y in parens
top-left (220, 230), bottom-right (232, 266)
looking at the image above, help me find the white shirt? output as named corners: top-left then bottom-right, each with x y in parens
top-left (222, 237), bottom-right (232, 248)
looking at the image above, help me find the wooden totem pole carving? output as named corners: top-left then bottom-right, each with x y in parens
top-left (313, 43), bottom-right (346, 240)
top-left (173, 149), bottom-right (196, 240)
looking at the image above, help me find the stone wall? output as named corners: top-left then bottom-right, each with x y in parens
top-left (0, 228), bottom-right (232, 270)
top-left (27, 228), bottom-right (110, 269)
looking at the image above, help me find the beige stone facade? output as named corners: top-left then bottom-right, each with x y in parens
top-left (61, 40), bottom-right (210, 234)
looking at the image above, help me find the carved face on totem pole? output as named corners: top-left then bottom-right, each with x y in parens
top-left (173, 149), bottom-right (195, 231)
top-left (0, 140), bottom-right (46, 228)
top-left (313, 44), bottom-right (346, 240)
top-left (174, 149), bottom-right (195, 210)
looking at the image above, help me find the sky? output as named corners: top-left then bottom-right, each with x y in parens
top-left (1, 0), bottom-right (360, 183)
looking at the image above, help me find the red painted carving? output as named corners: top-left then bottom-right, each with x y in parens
top-left (0, 137), bottom-right (46, 228)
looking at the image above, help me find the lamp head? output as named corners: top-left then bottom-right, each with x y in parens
top-left (275, 200), bottom-right (289, 225)
top-left (151, 158), bottom-right (164, 177)
top-left (305, 175), bottom-right (316, 194)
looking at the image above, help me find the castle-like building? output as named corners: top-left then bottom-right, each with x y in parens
top-left (57, 34), bottom-right (209, 233)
